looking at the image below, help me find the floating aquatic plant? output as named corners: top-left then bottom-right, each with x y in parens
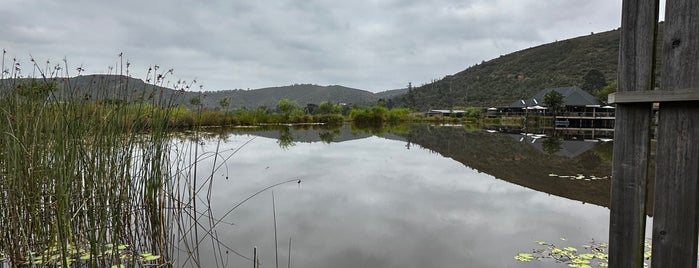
top-left (512, 239), bottom-right (697, 267)
top-left (16, 243), bottom-right (160, 266)
top-left (514, 239), bottom-right (615, 268)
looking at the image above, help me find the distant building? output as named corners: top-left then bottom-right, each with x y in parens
top-left (509, 86), bottom-right (604, 109)
top-left (510, 86), bottom-right (614, 132)
top-left (426, 109), bottom-right (466, 117)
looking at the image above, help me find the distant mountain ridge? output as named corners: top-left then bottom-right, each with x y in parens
top-left (2, 75), bottom-right (403, 109)
top-left (204, 84), bottom-right (377, 109)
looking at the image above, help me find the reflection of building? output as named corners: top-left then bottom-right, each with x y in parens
top-left (508, 86), bottom-right (615, 132)
top-left (508, 133), bottom-right (600, 158)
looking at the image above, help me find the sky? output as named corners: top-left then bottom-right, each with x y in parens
top-left (0, 0), bottom-right (665, 92)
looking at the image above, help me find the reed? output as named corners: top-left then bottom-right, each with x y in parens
top-left (0, 54), bottom-right (314, 268)
top-left (0, 55), bottom-right (225, 267)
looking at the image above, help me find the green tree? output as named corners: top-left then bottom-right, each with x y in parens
top-left (219, 97), bottom-right (230, 111)
top-left (544, 90), bottom-right (564, 116)
top-left (318, 101), bottom-right (332, 114)
top-left (276, 98), bottom-right (297, 114)
top-left (581, 69), bottom-right (607, 95)
top-left (464, 107), bottom-right (482, 118)
top-left (276, 98), bottom-right (299, 120)
top-left (318, 101), bottom-right (340, 114)
top-left (386, 98), bottom-right (395, 109)
top-left (406, 82), bottom-right (416, 108)
top-left (305, 103), bottom-right (319, 115)
top-left (597, 80), bottom-right (617, 103)
top-left (189, 96), bottom-right (202, 108)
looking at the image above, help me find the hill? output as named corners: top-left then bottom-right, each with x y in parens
top-left (393, 28), bottom-right (623, 109)
top-left (201, 84), bottom-right (378, 109)
top-left (1, 75), bottom-right (390, 109)
top-left (374, 88), bottom-right (409, 100)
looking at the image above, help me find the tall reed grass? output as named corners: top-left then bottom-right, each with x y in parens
top-left (0, 55), bottom-right (234, 267)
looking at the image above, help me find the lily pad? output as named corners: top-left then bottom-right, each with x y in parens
top-left (140, 252), bottom-right (161, 261)
top-left (514, 253), bottom-right (535, 262)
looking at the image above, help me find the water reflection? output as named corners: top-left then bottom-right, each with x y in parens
top-left (224, 124), bottom-right (616, 209)
top-left (277, 127), bottom-right (296, 149)
top-left (401, 125), bottom-right (612, 209)
top-left (182, 124), bottom-right (616, 268)
top-left (542, 134), bottom-right (563, 155)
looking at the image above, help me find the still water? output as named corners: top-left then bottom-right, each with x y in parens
top-left (175, 124), bottom-right (615, 268)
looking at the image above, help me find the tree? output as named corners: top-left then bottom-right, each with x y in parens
top-left (276, 98), bottom-right (297, 114)
top-left (276, 98), bottom-right (299, 120)
top-left (597, 80), bottom-right (617, 103)
top-left (406, 82), bottom-right (416, 108)
top-left (386, 98), bottom-right (395, 109)
top-left (464, 107), bottom-right (482, 118)
top-left (189, 96), bottom-right (202, 109)
top-left (305, 103), bottom-right (319, 115)
top-left (318, 101), bottom-right (341, 114)
top-left (544, 90), bottom-right (564, 116)
top-left (581, 69), bottom-right (607, 95)
top-left (219, 97), bottom-right (230, 111)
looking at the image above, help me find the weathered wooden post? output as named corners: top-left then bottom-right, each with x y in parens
top-left (609, 0), bottom-right (699, 267)
top-left (608, 0), bottom-right (657, 267)
top-left (650, 0), bottom-right (699, 266)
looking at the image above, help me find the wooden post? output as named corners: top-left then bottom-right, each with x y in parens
top-left (608, 0), bottom-right (658, 267)
top-left (650, 0), bottom-right (699, 266)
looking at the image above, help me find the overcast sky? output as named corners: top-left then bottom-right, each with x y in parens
top-left (1, 0), bottom-right (666, 92)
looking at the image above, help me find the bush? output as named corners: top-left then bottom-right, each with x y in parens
top-left (315, 114), bottom-right (344, 125)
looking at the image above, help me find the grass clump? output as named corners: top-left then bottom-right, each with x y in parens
top-left (0, 55), bottom-right (223, 267)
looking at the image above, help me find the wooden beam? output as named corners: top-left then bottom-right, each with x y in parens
top-left (608, 0), bottom-right (657, 267)
top-left (650, 0), bottom-right (699, 266)
top-left (609, 89), bottom-right (699, 103)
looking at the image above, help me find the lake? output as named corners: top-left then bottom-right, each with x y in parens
top-left (173, 124), bottom-right (619, 268)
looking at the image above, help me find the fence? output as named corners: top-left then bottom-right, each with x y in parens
top-left (608, 0), bottom-right (699, 267)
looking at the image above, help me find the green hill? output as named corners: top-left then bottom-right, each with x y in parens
top-left (201, 84), bottom-right (378, 109)
top-left (1, 75), bottom-right (393, 109)
top-left (394, 29), bottom-right (622, 109)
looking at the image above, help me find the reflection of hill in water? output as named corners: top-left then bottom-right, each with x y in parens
top-left (398, 125), bottom-right (616, 210)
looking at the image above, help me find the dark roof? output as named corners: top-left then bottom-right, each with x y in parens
top-left (510, 86), bottom-right (603, 108)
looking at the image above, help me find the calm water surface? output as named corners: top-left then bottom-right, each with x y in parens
top-left (176, 125), bottom-right (615, 268)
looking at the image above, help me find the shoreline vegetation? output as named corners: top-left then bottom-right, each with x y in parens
top-left (0, 77), bottom-right (529, 130)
